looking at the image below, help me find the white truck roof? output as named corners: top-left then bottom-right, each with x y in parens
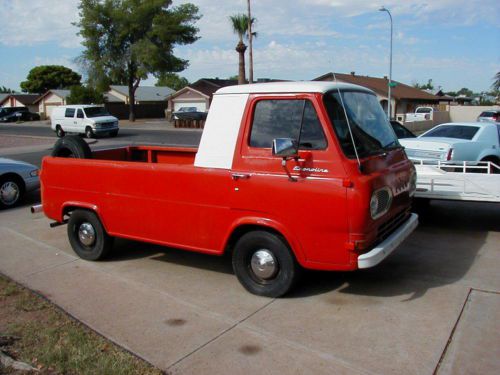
top-left (216, 81), bottom-right (374, 95)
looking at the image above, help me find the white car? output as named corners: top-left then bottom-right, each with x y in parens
top-left (51, 105), bottom-right (119, 138)
top-left (400, 122), bottom-right (500, 164)
top-left (0, 158), bottom-right (40, 209)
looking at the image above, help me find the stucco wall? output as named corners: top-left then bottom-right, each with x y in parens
top-left (449, 105), bottom-right (500, 122)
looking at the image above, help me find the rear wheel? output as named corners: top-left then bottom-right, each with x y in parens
top-left (55, 125), bottom-right (65, 138)
top-left (67, 209), bottom-right (113, 260)
top-left (232, 231), bottom-right (301, 297)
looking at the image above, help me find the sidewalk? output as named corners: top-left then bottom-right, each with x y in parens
top-left (0, 202), bottom-right (499, 374)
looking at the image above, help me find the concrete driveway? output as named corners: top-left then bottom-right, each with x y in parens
top-left (0, 199), bottom-right (498, 375)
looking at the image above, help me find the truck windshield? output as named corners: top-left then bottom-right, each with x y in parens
top-left (84, 107), bottom-right (110, 118)
top-left (323, 90), bottom-right (399, 158)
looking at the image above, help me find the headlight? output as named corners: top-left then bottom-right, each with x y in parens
top-left (370, 187), bottom-right (392, 219)
top-left (30, 169), bottom-right (39, 177)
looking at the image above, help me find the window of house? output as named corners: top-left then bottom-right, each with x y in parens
top-left (249, 99), bottom-right (327, 150)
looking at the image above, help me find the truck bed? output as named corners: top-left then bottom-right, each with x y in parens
top-left (93, 145), bottom-right (198, 165)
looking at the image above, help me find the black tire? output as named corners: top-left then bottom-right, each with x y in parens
top-left (85, 127), bottom-right (94, 139)
top-left (55, 125), bottom-right (65, 138)
top-left (480, 157), bottom-right (500, 174)
top-left (51, 135), bottom-right (92, 158)
top-left (109, 130), bottom-right (119, 137)
top-left (67, 209), bottom-right (113, 261)
top-left (232, 231), bottom-right (301, 297)
top-left (0, 175), bottom-right (25, 209)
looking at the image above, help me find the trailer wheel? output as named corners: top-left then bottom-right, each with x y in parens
top-left (51, 135), bottom-right (92, 158)
top-left (67, 209), bottom-right (113, 261)
top-left (232, 231), bottom-right (301, 297)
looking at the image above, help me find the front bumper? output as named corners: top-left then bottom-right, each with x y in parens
top-left (24, 176), bottom-right (40, 193)
top-left (93, 126), bottom-right (119, 133)
top-left (357, 213), bottom-right (418, 269)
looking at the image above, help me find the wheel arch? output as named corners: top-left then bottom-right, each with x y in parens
top-left (61, 202), bottom-right (108, 230)
top-left (223, 218), bottom-right (306, 266)
top-left (0, 172), bottom-right (26, 192)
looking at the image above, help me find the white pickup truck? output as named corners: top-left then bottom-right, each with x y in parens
top-left (405, 107), bottom-right (437, 122)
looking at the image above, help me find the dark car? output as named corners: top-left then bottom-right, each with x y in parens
top-left (0, 107), bottom-right (40, 122)
top-left (390, 120), bottom-right (416, 139)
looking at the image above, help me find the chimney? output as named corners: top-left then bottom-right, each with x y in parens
top-left (350, 71), bottom-right (355, 76)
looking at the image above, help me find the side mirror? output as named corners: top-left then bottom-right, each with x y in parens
top-left (272, 138), bottom-right (298, 158)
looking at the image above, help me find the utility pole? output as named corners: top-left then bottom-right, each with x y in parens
top-left (247, 0), bottom-right (254, 84)
top-left (379, 6), bottom-right (393, 120)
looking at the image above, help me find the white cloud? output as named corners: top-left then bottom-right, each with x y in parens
top-left (0, 0), bottom-right (81, 47)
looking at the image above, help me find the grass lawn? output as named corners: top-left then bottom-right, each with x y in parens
top-left (0, 274), bottom-right (163, 375)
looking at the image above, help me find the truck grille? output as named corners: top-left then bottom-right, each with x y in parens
top-left (376, 210), bottom-right (410, 244)
top-left (99, 122), bottom-right (116, 128)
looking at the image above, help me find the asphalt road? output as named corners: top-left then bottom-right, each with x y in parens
top-left (0, 123), bottom-right (202, 167)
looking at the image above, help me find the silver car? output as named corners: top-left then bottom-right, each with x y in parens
top-left (0, 158), bottom-right (40, 209)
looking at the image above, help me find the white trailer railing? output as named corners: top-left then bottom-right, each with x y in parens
top-left (412, 160), bottom-right (500, 203)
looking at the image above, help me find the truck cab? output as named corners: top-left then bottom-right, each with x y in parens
top-left (39, 81), bottom-right (418, 297)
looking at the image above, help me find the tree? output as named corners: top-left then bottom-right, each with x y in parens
top-left (0, 86), bottom-right (14, 93)
top-left (229, 14), bottom-right (256, 85)
top-left (457, 87), bottom-right (473, 97)
top-left (20, 65), bottom-right (81, 94)
top-left (412, 79), bottom-right (434, 90)
top-left (492, 71), bottom-right (500, 93)
top-left (156, 73), bottom-right (189, 91)
top-left (76, 0), bottom-right (200, 121)
top-left (66, 85), bottom-right (104, 104)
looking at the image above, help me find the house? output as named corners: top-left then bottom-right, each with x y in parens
top-left (106, 85), bottom-right (174, 104)
top-left (0, 94), bottom-right (40, 113)
top-left (33, 89), bottom-right (71, 119)
top-left (313, 72), bottom-right (446, 119)
top-left (167, 78), bottom-right (238, 118)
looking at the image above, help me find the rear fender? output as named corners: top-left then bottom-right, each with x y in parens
top-left (61, 202), bottom-right (107, 230)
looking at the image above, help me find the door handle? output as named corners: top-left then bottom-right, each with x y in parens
top-left (232, 173), bottom-right (250, 180)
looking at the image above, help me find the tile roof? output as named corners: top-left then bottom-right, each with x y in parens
top-left (109, 85), bottom-right (175, 101)
top-left (314, 72), bottom-right (441, 101)
top-left (0, 93), bottom-right (40, 106)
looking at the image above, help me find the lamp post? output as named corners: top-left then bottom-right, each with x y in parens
top-left (379, 6), bottom-right (393, 120)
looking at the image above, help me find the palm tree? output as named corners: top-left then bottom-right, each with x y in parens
top-left (229, 14), bottom-right (256, 85)
top-left (492, 71), bottom-right (500, 92)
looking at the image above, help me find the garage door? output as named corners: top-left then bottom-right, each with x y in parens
top-left (173, 101), bottom-right (206, 112)
top-left (45, 103), bottom-right (63, 119)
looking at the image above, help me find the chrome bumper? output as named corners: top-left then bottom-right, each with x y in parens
top-left (358, 213), bottom-right (418, 269)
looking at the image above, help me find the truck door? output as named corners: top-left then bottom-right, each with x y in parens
top-left (230, 95), bottom-right (350, 266)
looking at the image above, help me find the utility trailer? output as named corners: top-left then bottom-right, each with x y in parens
top-left (413, 160), bottom-right (500, 203)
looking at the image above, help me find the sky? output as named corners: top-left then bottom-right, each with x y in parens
top-left (0, 0), bottom-right (499, 93)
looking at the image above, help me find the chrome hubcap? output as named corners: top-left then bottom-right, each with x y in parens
top-left (0, 181), bottom-right (20, 205)
top-left (250, 249), bottom-right (278, 280)
top-left (78, 222), bottom-right (96, 246)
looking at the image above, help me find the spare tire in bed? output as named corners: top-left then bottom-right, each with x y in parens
top-left (51, 135), bottom-right (92, 159)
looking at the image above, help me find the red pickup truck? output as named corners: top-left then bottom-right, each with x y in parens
top-left (37, 82), bottom-right (418, 297)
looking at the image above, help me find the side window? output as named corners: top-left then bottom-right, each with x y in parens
top-left (65, 108), bottom-right (75, 118)
top-left (249, 100), bottom-right (327, 149)
top-left (77, 109), bottom-right (84, 118)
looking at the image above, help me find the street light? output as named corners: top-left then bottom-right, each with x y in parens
top-left (379, 6), bottom-right (393, 120)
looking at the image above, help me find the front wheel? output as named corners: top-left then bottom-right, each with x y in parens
top-left (232, 231), bottom-right (301, 297)
top-left (67, 209), bottom-right (114, 260)
top-left (85, 127), bottom-right (94, 139)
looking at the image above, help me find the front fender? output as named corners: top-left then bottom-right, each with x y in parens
top-left (224, 216), bottom-right (307, 266)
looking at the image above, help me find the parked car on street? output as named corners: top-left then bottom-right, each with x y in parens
top-left (390, 120), bottom-right (416, 139)
top-left (51, 105), bottom-right (119, 138)
top-left (0, 107), bottom-right (40, 122)
top-left (36, 81), bottom-right (418, 297)
top-left (399, 122), bottom-right (500, 164)
top-left (477, 110), bottom-right (499, 123)
top-left (173, 106), bottom-right (208, 121)
top-left (0, 158), bottom-right (40, 209)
